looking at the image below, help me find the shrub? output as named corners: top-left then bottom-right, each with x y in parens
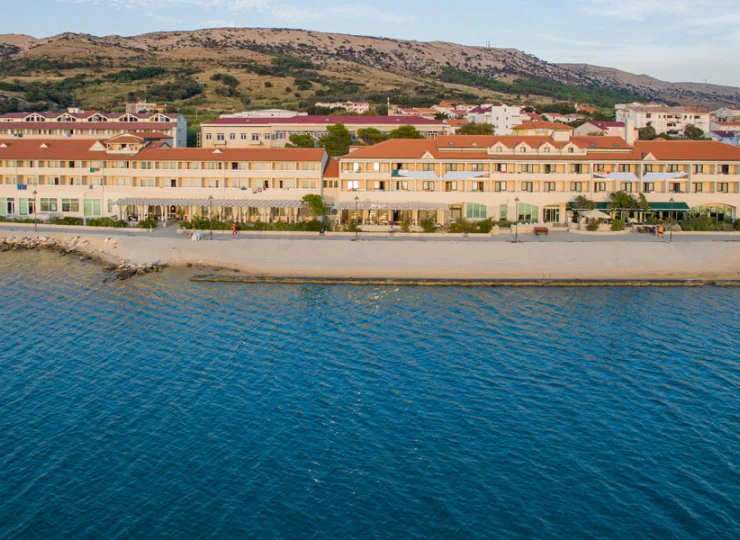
top-left (497, 218), bottom-right (512, 228)
top-left (420, 217), bottom-right (437, 233)
top-left (50, 216), bottom-right (83, 226)
top-left (586, 220), bottom-right (601, 232)
top-left (401, 216), bottom-right (411, 233)
top-left (87, 217), bottom-right (128, 228)
top-left (734, 219), bottom-right (740, 231)
top-left (478, 218), bottom-right (494, 234)
top-left (342, 219), bottom-right (361, 233)
top-left (611, 219), bottom-right (626, 231)
top-left (139, 218), bottom-right (159, 229)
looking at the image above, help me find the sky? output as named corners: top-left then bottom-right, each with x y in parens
top-left (3, 0), bottom-right (740, 87)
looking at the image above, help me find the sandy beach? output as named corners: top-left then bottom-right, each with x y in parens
top-left (2, 225), bottom-right (739, 282)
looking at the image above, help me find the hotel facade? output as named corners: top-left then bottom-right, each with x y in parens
top-left (1, 131), bottom-right (739, 226)
top-left (199, 116), bottom-right (450, 149)
top-left (0, 109), bottom-right (188, 148)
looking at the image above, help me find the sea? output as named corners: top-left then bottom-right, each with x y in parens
top-left (1, 251), bottom-right (739, 539)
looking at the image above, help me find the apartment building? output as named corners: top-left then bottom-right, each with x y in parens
top-left (199, 116), bottom-right (450, 149)
top-left (331, 135), bottom-right (740, 226)
top-left (0, 109), bottom-right (188, 147)
top-left (0, 135), bottom-right (328, 223)
top-left (314, 101), bottom-right (370, 114)
top-left (615, 103), bottom-right (710, 135)
top-left (466, 104), bottom-right (526, 135)
top-left (574, 121), bottom-right (638, 140)
top-left (220, 109), bottom-right (307, 119)
top-left (712, 107), bottom-right (740, 121)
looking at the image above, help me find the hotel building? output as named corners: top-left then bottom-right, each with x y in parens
top-left (0, 109), bottom-right (188, 148)
top-left (199, 116), bottom-right (450, 149)
top-left (616, 103), bottom-right (711, 136)
top-left (1, 132), bottom-right (739, 227)
top-left (329, 134), bottom-right (740, 225)
top-left (0, 134), bottom-right (328, 223)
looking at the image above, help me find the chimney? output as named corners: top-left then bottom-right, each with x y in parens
top-left (625, 116), bottom-right (636, 146)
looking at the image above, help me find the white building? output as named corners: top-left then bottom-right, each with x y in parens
top-left (615, 103), bottom-right (710, 136)
top-left (220, 109), bottom-right (307, 119)
top-left (466, 104), bottom-right (527, 135)
top-left (712, 107), bottom-right (740, 121)
top-left (314, 101), bottom-right (370, 114)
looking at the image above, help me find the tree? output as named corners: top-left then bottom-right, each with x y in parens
top-left (639, 126), bottom-right (657, 140)
top-left (286, 134), bottom-right (315, 148)
top-left (434, 112), bottom-right (448, 121)
top-left (389, 125), bottom-right (425, 139)
top-left (458, 123), bottom-right (495, 135)
top-left (608, 191), bottom-right (639, 219)
top-left (357, 127), bottom-right (389, 145)
top-left (573, 195), bottom-right (596, 211)
top-left (318, 123), bottom-right (352, 156)
top-left (302, 194), bottom-right (328, 217)
top-left (637, 193), bottom-right (649, 212)
top-left (684, 124), bottom-right (705, 140)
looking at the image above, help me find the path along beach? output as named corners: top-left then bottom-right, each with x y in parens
top-left (2, 224), bottom-right (739, 283)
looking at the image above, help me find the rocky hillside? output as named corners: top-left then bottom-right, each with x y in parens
top-left (1, 28), bottom-right (738, 112)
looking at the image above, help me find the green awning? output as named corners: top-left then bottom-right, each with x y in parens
top-left (648, 202), bottom-right (690, 212)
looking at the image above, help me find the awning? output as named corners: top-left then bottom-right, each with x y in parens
top-left (334, 201), bottom-right (449, 211)
top-left (648, 202), bottom-right (690, 212)
top-left (594, 172), bottom-right (639, 181)
top-left (393, 171), bottom-right (439, 180)
top-left (643, 172), bottom-right (688, 181)
top-left (112, 197), bottom-right (306, 208)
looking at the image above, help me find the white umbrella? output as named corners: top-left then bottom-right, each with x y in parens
top-left (582, 210), bottom-right (611, 220)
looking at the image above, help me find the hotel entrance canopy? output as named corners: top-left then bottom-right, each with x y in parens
top-left (334, 201), bottom-right (449, 211)
top-left (112, 197), bottom-right (306, 208)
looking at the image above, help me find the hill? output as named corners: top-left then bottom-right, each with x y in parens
top-left (0, 28), bottom-right (738, 116)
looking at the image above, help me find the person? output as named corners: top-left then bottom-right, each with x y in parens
top-left (232, 222), bottom-right (238, 236)
top-left (658, 224), bottom-right (665, 238)
top-left (389, 221), bottom-right (395, 236)
top-left (319, 222), bottom-right (326, 236)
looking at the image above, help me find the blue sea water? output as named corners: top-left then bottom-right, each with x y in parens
top-left (1, 251), bottom-right (739, 539)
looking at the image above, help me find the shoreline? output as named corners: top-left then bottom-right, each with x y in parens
top-left (2, 229), bottom-right (740, 285)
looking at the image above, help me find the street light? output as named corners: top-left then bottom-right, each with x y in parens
top-left (209, 195), bottom-right (214, 240)
top-left (669, 197), bottom-right (674, 243)
top-left (514, 197), bottom-right (520, 243)
top-left (354, 196), bottom-right (360, 240)
top-left (33, 189), bottom-right (38, 235)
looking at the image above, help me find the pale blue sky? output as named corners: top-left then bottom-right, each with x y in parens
top-left (3, 0), bottom-right (740, 86)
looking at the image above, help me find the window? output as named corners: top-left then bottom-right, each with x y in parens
top-left (445, 181), bottom-right (458, 192)
top-left (241, 133), bottom-right (247, 140)
top-left (544, 182), bottom-right (556, 192)
top-left (421, 163), bottom-right (434, 171)
top-left (694, 183), bottom-right (703, 193)
top-left (720, 165), bottom-right (730, 175)
top-left (594, 164), bottom-right (605, 172)
top-left (621, 182), bottom-right (633, 193)
top-left (718, 182), bottom-right (729, 193)
top-left (422, 181), bottom-right (435, 191)
top-left (445, 163), bottom-right (461, 172)
top-left (472, 181), bottom-right (485, 192)
top-left (693, 164), bottom-right (704, 174)
top-left (520, 164), bottom-right (533, 173)
top-left (347, 180), bottom-right (359, 190)
top-left (518, 203), bottom-right (538, 222)
top-left (572, 164), bottom-right (583, 174)
top-left (667, 165), bottom-right (679, 173)
top-left (301, 180), bottom-right (317, 189)
top-left (495, 181), bottom-right (507, 192)
top-left (617, 164), bottom-right (630, 173)
top-left (139, 178), bottom-right (156, 187)
top-left (568, 147), bottom-right (575, 153)
top-left (645, 164), bottom-right (656, 172)
top-left (83, 198), bottom-right (101, 217)
top-left (670, 182), bottom-right (682, 193)
top-left (396, 181), bottom-right (409, 191)
top-left (493, 163), bottom-right (506, 172)
top-left (40, 198), bottom-right (57, 212)
top-left (229, 133), bottom-right (235, 140)
top-left (499, 204), bottom-right (508, 220)
top-left (644, 182), bottom-right (655, 192)
top-left (62, 198), bottom-right (79, 212)
top-left (543, 147), bottom-right (551, 153)
top-left (90, 178), bottom-right (104, 186)
top-left (140, 161), bottom-right (153, 169)
top-left (496, 147), bottom-right (503, 153)
top-left (466, 203), bottom-right (487, 220)
top-left (594, 182), bottom-right (606, 192)
top-left (544, 164), bottom-right (553, 174)
top-left (521, 181), bottom-right (534, 192)
top-left (570, 182), bottom-right (583, 192)
top-left (183, 179), bottom-right (201, 188)
top-left (216, 133), bottom-right (224, 141)
top-left (543, 207), bottom-right (560, 223)
top-left (471, 163), bottom-right (486, 172)
top-left (276, 131), bottom-right (287, 140)
top-left (251, 133), bottom-right (260, 142)
top-left (206, 179), bottom-right (219, 188)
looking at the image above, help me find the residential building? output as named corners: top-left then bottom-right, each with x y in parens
top-left (541, 112), bottom-right (566, 123)
top-left (389, 106), bottom-right (439, 120)
top-left (707, 131), bottom-right (740, 146)
top-left (710, 120), bottom-right (740, 133)
top-left (574, 121), bottom-right (638, 140)
top-left (199, 116), bottom-right (451, 149)
top-left (0, 109), bottom-right (188, 148)
top-left (0, 136), bottom-right (328, 223)
top-left (332, 135), bottom-right (740, 226)
top-left (314, 101), bottom-right (370, 114)
top-left (466, 104), bottom-right (527, 135)
top-left (712, 107), bottom-right (740, 121)
top-left (125, 101), bottom-right (168, 114)
top-left (220, 109), bottom-right (307, 119)
top-left (512, 122), bottom-right (575, 138)
top-left (444, 119), bottom-right (469, 132)
top-left (615, 103), bottom-right (710, 135)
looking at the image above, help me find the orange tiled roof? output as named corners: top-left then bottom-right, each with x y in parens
top-left (323, 156), bottom-right (340, 178)
top-left (513, 121), bottom-right (575, 131)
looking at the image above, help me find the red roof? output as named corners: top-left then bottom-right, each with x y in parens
top-left (202, 116), bottom-right (445, 126)
top-left (0, 122), bottom-right (176, 129)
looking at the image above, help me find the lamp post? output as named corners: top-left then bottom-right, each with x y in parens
top-left (33, 189), bottom-right (38, 235)
top-left (514, 197), bottom-right (520, 243)
top-left (354, 196), bottom-right (360, 240)
top-left (209, 195), bottom-right (214, 241)
top-left (669, 197), bottom-right (674, 243)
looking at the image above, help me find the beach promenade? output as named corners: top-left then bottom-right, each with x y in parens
top-left (2, 224), bottom-right (739, 282)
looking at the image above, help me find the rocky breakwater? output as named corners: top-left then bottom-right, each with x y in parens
top-left (0, 235), bottom-right (166, 280)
